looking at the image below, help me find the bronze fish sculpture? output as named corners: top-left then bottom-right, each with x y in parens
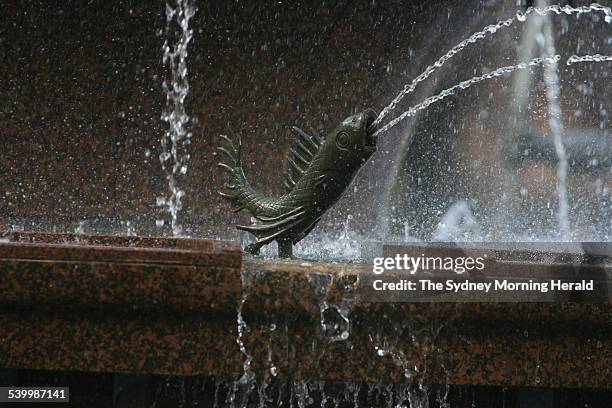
top-left (218, 109), bottom-right (377, 258)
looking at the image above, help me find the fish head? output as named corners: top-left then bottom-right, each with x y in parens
top-left (327, 109), bottom-right (378, 168)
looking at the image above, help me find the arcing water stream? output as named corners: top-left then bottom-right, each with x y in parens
top-left (372, 3), bottom-right (612, 130)
top-left (567, 53), bottom-right (612, 64)
top-left (373, 55), bottom-right (561, 137)
top-left (372, 52), bottom-right (612, 138)
top-left (157, 0), bottom-right (197, 236)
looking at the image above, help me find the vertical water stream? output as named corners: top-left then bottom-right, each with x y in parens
top-left (158, 0), bottom-right (197, 236)
top-left (536, 0), bottom-right (570, 239)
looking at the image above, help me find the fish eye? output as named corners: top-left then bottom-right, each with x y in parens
top-left (336, 132), bottom-right (350, 149)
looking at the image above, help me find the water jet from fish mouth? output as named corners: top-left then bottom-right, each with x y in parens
top-left (371, 2), bottom-right (612, 130)
top-left (371, 54), bottom-right (611, 139)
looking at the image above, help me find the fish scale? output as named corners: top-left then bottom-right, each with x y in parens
top-left (218, 109), bottom-right (378, 258)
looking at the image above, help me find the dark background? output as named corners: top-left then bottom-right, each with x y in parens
top-left (1, 0), bottom-right (610, 245)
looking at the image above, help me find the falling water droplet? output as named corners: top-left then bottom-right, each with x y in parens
top-left (158, 0), bottom-right (197, 236)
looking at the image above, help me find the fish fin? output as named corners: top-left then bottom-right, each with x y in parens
top-left (287, 156), bottom-right (305, 177)
top-left (248, 217), bottom-right (305, 245)
top-left (292, 126), bottom-right (321, 151)
top-left (283, 178), bottom-right (295, 191)
top-left (290, 148), bottom-right (310, 167)
top-left (283, 163), bottom-right (299, 191)
top-left (237, 210), bottom-right (306, 233)
top-left (314, 173), bottom-right (326, 187)
top-left (236, 206), bottom-right (307, 245)
top-left (217, 134), bottom-right (249, 202)
top-left (255, 206), bottom-right (305, 222)
top-left (308, 127), bottom-right (324, 147)
top-left (284, 126), bottom-right (323, 193)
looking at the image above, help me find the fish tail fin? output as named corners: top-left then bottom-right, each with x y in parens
top-left (217, 134), bottom-right (250, 205)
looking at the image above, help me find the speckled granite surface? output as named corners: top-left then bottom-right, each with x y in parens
top-left (0, 232), bottom-right (610, 389)
top-left (0, 231), bottom-right (242, 314)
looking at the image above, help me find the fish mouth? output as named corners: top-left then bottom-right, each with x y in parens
top-left (364, 111), bottom-right (377, 149)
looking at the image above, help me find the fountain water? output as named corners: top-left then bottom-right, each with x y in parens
top-left (157, 0), bottom-right (197, 236)
top-left (374, 50), bottom-right (608, 239)
top-left (364, 3), bottom-right (612, 246)
top-left (567, 53), bottom-right (612, 64)
top-left (216, 6), bottom-right (612, 403)
top-left (372, 3), bottom-right (612, 130)
top-left (433, 200), bottom-right (481, 241)
top-left (365, 6), bottom-right (611, 245)
top-left (3, 2), bottom-right (612, 407)
top-left (536, 0), bottom-right (570, 239)
top-left (229, 269), bottom-right (258, 408)
top-left (373, 55), bottom-right (561, 137)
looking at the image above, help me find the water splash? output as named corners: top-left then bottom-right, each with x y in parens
top-left (434, 200), bottom-right (482, 241)
top-left (536, 7), bottom-right (570, 239)
top-left (74, 220), bottom-right (86, 235)
top-left (212, 378), bottom-right (223, 408)
top-left (306, 272), bottom-right (354, 343)
top-left (347, 382), bottom-right (361, 408)
top-left (267, 323), bottom-right (278, 377)
top-left (124, 220), bottom-right (136, 236)
top-left (371, 317), bottom-right (422, 383)
top-left (373, 2), bottom-right (612, 128)
top-left (373, 342), bottom-right (417, 381)
top-left (567, 54), bottom-right (612, 65)
top-left (293, 381), bottom-right (310, 408)
top-left (157, 0), bottom-right (197, 236)
top-left (256, 377), bottom-right (272, 408)
top-left (236, 292), bottom-right (253, 384)
top-left (145, 376), bottom-right (452, 408)
top-left (228, 269), bottom-right (257, 408)
top-left (407, 383), bottom-right (430, 408)
top-left (293, 216), bottom-right (364, 261)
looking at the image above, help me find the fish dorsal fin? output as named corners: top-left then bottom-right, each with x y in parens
top-left (284, 126), bottom-right (323, 192)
